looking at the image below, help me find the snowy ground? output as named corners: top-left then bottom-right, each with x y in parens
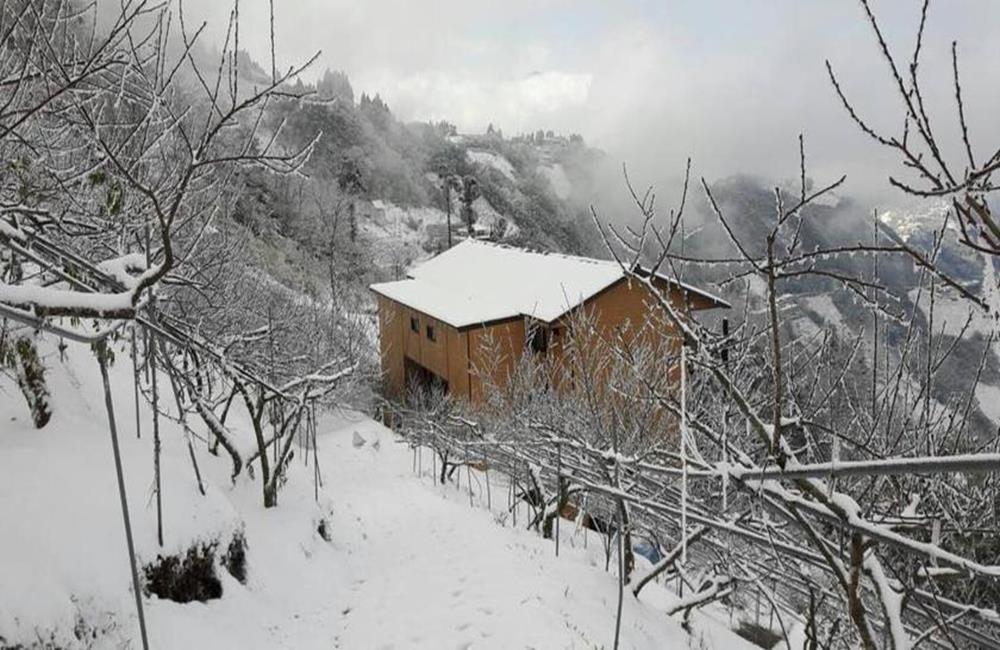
top-left (1, 337), bottom-right (757, 649)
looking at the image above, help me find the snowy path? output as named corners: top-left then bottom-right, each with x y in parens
top-left (315, 413), bottom-right (749, 650)
top-left (1, 340), bottom-right (752, 649)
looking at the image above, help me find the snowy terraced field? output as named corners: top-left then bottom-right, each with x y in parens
top-left (1, 339), bottom-right (753, 649)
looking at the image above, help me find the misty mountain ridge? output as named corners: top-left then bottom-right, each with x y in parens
top-left (672, 178), bottom-right (1000, 444)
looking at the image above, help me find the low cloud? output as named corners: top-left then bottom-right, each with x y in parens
top-left (181, 0), bottom-right (1000, 210)
top-left (358, 70), bottom-right (592, 134)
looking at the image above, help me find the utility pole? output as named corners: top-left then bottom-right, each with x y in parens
top-left (444, 177), bottom-right (453, 249)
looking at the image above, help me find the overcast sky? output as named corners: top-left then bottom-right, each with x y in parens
top-left (188, 0), bottom-right (1000, 208)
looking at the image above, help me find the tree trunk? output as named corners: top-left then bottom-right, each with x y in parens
top-left (13, 336), bottom-right (51, 428)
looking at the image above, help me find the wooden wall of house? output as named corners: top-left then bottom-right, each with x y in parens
top-left (552, 277), bottom-right (686, 359)
top-left (572, 279), bottom-right (687, 441)
top-left (468, 318), bottom-right (526, 403)
top-left (582, 276), bottom-right (712, 340)
top-left (377, 296), bottom-right (473, 401)
top-left (377, 277), bottom-right (720, 407)
top-left (376, 295), bottom-right (405, 399)
top-left (446, 325), bottom-right (471, 401)
top-left (410, 312), bottom-right (449, 379)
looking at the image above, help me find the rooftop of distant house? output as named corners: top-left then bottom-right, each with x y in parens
top-left (369, 239), bottom-right (729, 330)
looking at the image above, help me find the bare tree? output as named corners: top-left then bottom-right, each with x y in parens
top-left (828, 0), bottom-right (1000, 259)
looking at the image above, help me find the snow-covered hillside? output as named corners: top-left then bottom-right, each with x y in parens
top-left (1, 336), bottom-right (755, 649)
top-left (363, 196), bottom-right (519, 275)
top-left (878, 200), bottom-right (954, 242)
top-left (466, 149), bottom-right (516, 182)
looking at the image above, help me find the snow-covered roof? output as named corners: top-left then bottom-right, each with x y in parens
top-left (370, 240), bottom-right (727, 329)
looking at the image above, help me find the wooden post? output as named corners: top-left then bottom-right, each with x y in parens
top-left (161, 342), bottom-right (205, 497)
top-left (680, 343), bottom-right (688, 566)
top-left (512, 476), bottom-right (518, 527)
top-left (312, 406), bottom-right (322, 500)
top-left (612, 459), bottom-right (624, 650)
top-left (465, 441), bottom-right (473, 507)
top-left (555, 441), bottom-right (562, 557)
top-left (97, 346), bottom-right (150, 650)
top-left (506, 475), bottom-right (513, 524)
top-left (304, 411), bottom-right (311, 469)
top-left (131, 324), bottom-right (141, 439)
top-left (445, 178), bottom-right (453, 249)
top-left (149, 314), bottom-right (163, 548)
top-left (483, 449), bottom-right (491, 510)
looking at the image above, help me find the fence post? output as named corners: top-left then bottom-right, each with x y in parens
top-left (149, 323), bottom-right (163, 548)
top-left (465, 440), bottom-right (473, 507)
top-left (507, 474), bottom-right (513, 525)
top-left (484, 449), bottom-right (491, 510)
top-left (97, 347), bottom-right (150, 650)
top-left (512, 475), bottom-right (518, 527)
top-left (312, 405), bottom-right (321, 501)
top-left (132, 324), bottom-right (141, 440)
top-left (555, 441), bottom-right (562, 557)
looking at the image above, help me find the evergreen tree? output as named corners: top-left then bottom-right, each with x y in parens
top-left (461, 176), bottom-right (479, 236)
top-left (317, 69), bottom-right (355, 103)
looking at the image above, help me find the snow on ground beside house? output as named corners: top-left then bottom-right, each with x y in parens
top-left (1, 334), bottom-right (756, 649)
top-left (466, 149), bottom-right (516, 182)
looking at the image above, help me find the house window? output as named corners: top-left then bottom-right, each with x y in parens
top-left (426, 324), bottom-right (436, 342)
top-left (528, 326), bottom-right (548, 354)
top-left (410, 316), bottom-right (419, 333)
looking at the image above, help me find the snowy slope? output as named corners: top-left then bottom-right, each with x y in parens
top-left (364, 197), bottom-right (517, 275)
top-left (1, 335), bottom-right (755, 649)
top-left (466, 149), bottom-right (516, 182)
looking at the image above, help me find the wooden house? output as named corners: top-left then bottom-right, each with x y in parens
top-left (370, 240), bottom-right (728, 404)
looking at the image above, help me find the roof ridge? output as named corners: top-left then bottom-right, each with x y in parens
top-left (462, 239), bottom-right (616, 267)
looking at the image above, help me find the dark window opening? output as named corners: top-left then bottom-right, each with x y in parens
top-left (528, 326), bottom-right (548, 354)
top-left (410, 316), bottom-right (419, 333)
top-left (426, 324), bottom-right (436, 342)
top-left (404, 358), bottom-right (449, 405)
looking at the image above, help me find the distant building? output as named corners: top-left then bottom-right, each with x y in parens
top-left (370, 240), bottom-right (728, 404)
